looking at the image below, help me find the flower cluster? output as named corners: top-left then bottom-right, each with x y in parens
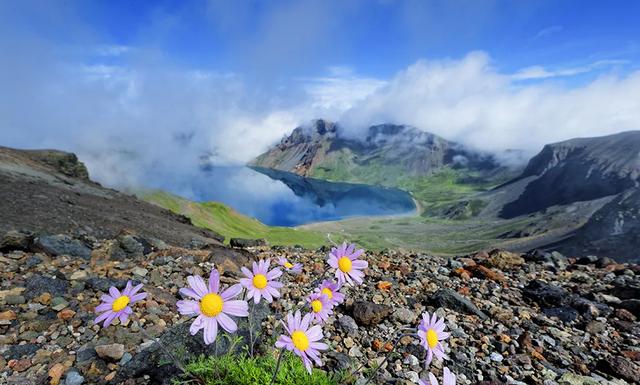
top-left (87, 241), bottom-right (465, 383)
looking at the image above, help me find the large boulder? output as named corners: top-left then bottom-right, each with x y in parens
top-left (229, 238), bottom-right (268, 248)
top-left (115, 302), bottom-right (269, 385)
top-left (33, 234), bottom-right (92, 259)
top-left (0, 230), bottom-right (34, 252)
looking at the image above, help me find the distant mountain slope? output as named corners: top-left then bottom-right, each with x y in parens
top-left (0, 146), bottom-right (223, 246)
top-left (141, 190), bottom-right (335, 248)
top-left (252, 119), bottom-right (502, 183)
top-left (251, 119), bottom-right (518, 213)
top-left (552, 188), bottom-right (640, 262)
top-left (499, 131), bottom-right (640, 218)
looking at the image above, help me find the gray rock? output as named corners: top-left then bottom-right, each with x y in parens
top-left (523, 280), bottom-right (570, 308)
top-left (392, 307), bottom-right (417, 324)
top-left (338, 315), bottom-right (359, 334)
top-left (430, 289), bottom-right (488, 320)
top-left (34, 234), bottom-right (91, 259)
top-left (5, 294), bottom-right (26, 304)
top-left (0, 230), bottom-right (34, 252)
top-left (352, 301), bottom-right (391, 326)
top-left (229, 238), bottom-right (268, 248)
top-left (75, 345), bottom-right (96, 363)
top-left (118, 234), bottom-right (146, 257)
top-left (6, 343), bottom-right (39, 359)
top-left (65, 370), bottom-right (85, 385)
top-left (24, 274), bottom-right (69, 300)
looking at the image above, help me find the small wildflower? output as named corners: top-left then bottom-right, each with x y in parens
top-left (418, 311), bottom-right (450, 365)
top-left (277, 256), bottom-right (303, 274)
top-left (275, 310), bottom-right (328, 374)
top-left (177, 268), bottom-right (249, 345)
top-left (239, 259), bottom-right (283, 304)
top-left (419, 367), bottom-right (456, 385)
top-left (94, 281), bottom-right (146, 328)
top-left (315, 280), bottom-right (345, 306)
top-left (327, 242), bottom-right (368, 286)
top-left (307, 291), bottom-right (333, 324)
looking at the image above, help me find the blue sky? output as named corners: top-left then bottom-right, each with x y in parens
top-left (1, 0), bottom-right (640, 188)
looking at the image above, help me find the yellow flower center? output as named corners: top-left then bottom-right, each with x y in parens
top-left (200, 293), bottom-right (224, 317)
top-left (284, 262), bottom-right (293, 269)
top-left (311, 299), bottom-right (323, 313)
top-left (252, 274), bottom-right (268, 289)
top-left (426, 328), bottom-right (439, 349)
top-left (111, 295), bottom-right (130, 312)
top-left (321, 288), bottom-right (333, 299)
top-left (291, 330), bottom-right (309, 351)
top-left (338, 257), bottom-right (352, 273)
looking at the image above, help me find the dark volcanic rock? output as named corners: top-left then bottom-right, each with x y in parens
top-left (5, 344), bottom-right (39, 360)
top-left (523, 280), bottom-right (570, 308)
top-left (116, 302), bottom-right (269, 385)
top-left (24, 274), bottom-right (69, 300)
top-left (33, 234), bottom-right (91, 259)
top-left (596, 356), bottom-right (640, 382)
top-left (619, 299), bottom-right (640, 317)
top-left (430, 289), bottom-right (488, 320)
top-left (352, 301), bottom-right (391, 326)
top-left (229, 238), bottom-right (268, 248)
top-left (0, 230), bottom-right (34, 252)
top-left (543, 306), bottom-right (578, 323)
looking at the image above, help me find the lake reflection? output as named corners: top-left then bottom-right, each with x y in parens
top-left (150, 166), bottom-right (416, 226)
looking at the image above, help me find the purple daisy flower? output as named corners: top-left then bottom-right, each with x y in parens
top-left (418, 311), bottom-right (450, 365)
top-left (277, 256), bottom-right (303, 274)
top-left (176, 268), bottom-right (249, 345)
top-left (307, 292), bottom-right (333, 324)
top-left (275, 310), bottom-right (328, 374)
top-left (239, 259), bottom-right (283, 304)
top-left (94, 281), bottom-right (147, 328)
top-left (315, 280), bottom-right (345, 306)
top-left (327, 242), bottom-right (367, 286)
top-left (419, 367), bottom-right (456, 385)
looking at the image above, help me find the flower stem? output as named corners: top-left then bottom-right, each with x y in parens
top-left (269, 349), bottom-right (284, 385)
top-left (362, 332), bottom-right (418, 385)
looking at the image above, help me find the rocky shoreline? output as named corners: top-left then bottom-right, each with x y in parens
top-left (1, 230), bottom-right (639, 384)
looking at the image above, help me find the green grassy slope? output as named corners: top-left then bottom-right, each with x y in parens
top-left (141, 190), bottom-right (336, 248)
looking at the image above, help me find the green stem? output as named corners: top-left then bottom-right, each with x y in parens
top-left (269, 349), bottom-right (285, 385)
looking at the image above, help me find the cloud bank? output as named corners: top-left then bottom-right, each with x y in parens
top-left (338, 52), bottom-right (640, 160)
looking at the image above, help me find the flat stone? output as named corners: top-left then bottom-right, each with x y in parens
top-left (352, 301), bottom-right (391, 326)
top-left (65, 370), bottom-right (85, 385)
top-left (34, 234), bottom-right (91, 259)
top-left (95, 343), bottom-right (125, 361)
top-left (430, 288), bottom-right (488, 320)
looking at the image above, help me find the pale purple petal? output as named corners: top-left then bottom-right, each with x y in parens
top-left (109, 287), bottom-right (120, 298)
top-left (179, 287), bottom-right (201, 300)
top-left (221, 284), bottom-right (242, 301)
top-left (216, 313), bottom-right (238, 333)
top-left (188, 275), bottom-right (208, 297)
top-left (208, 269), bottom-right (220, 294)
top-left (222, 300), bottom-right (249, 317)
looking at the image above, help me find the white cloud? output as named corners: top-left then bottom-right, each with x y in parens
top-left (512, 60), bottom-right (628, 80)
top-left (533, 25), bottom-right (563, 40)
top-left (339, 51), bottom-right (640, 158)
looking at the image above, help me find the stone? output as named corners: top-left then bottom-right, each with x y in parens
top-left (392, 307), bottom-right (417, 324)
top-left (57, 309), bottom-right (76, 321)
top-left (0, 310), bottom-right (16, 320)
top-left (431, 288), bottom-right (488, 320)
top-left (75, 345), bottom-right (96, 363)
top-left (5, 294), bottom-right (25, 304)
top-left (619, 299), bottom-right (640, 317)
top-left (95, 343), bottom-right (125, 361)
top-left (9, 357), bottom-right (32, 372)
top-left (486, 249), bottom-right (525, 269)
top-left (85, 277), bottom-right (126, 292)
top-left (490, 352), bottom-right (504, 362)
top-left (229, 238), bottom-right (267, 248)
top-left (338, 315), bottom-right (359, 334)
top-left (557, 372), bottom-right (599, 385)
top-left (34, 234), bottom-right (91, 259)
top-left (585, 321), bottom-right (606, 334)
top-left (0, 230), bottom-right (34, 252)
top-left (596, 356), bottom-right (640, 382)
top-left (51, 297), bottom-right (70, 311)
top-left (7, 344), bottom-right (40, 359)
top-left (543, 306), bottom-right (578, 323)
top-left (48, 363), bottom-right (65, 385)
top-left (523, 280), bottom-right (570, 308)
top-left (118, 234), bottom-right (148, 257)
top-left (352, 301), bottom-right (391, 326)
top-left (65, 370), bottom-right (85, 385)
top-left (132, 267), bottom-right (148, 277)
top-left (69, 271), bottom-right (88, 280)
top-left (24, 274), bottom-right (69, 300)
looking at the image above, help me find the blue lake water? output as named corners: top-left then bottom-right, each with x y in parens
top-left (151, 166), bottom-right (416, 226)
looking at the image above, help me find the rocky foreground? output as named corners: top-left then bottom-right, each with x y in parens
top-left (1, 230), bottom-right (639, 385)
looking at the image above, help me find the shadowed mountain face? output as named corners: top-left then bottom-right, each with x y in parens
top-left (499, 131), bottom-right (640, 219)
top-left (251, 119), bottom-right (502, 184)
top-left (0, 146), bottom-right (223, 245)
